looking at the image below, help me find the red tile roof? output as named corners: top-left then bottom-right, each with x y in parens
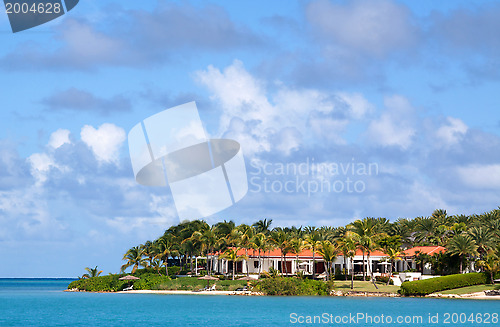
top-left (402, 246), bottom-right (446, 257)
top-left (212, 248), bottom-right (388, 258)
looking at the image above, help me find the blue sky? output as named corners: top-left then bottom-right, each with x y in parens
top-left (1, 0), bottom-right (500, 277)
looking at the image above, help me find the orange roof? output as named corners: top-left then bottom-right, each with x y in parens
top-left (402, 246), bottom-right (446, 257)
top-left (212, 248), bottom-right (388, 258)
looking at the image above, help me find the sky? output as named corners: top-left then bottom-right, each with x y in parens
top-left (1, 0), bottom-right (500, 277)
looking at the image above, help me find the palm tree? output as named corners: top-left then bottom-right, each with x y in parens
top-left (252, 219), bottom-right (272, 235)
top-left (192, 225), bottom-right (218, 276)
top-left (304, 229), bottom-right (322, 279)
top-left (348, 218), bottom-right (386, 281)
top-left (341, 234), bottom-right (357, 289)
top-left (154, 235), bottom-right (178, 276)
top-left (121, 246), bottom-right (148, 273)
top-left (220, 248), bottom-right (247, 280)
top-left (82, 266), bottom-right (103, 279)
top-left (251, 233), bottom-right (267, 274)
top-left (415, 217), bottom-right (437, 245)
top-left (317, 240), bottom-right (339, 281)
top-left (269, 228), bottom-right (292, 275)
top-left (383, 248), bottom-right (401, 285)
top-left (289, 237), bottom-right (306, 275)
top-left (238, 224), bottom-right (254, 276)
top-left (468, 227), bottom-right (495, 258)
top-left (141, 240), bottom-right (155, 267)
top-left (476, 246), bottom-right (500, 284)
top-left (447, 234), bottom-right (478, 273)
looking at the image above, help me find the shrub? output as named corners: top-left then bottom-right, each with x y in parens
top-left (399, 272), bottom-right (489, 296)
top-left (132, 273), bottom-right (171, 290)
top-left (254, 277), bottom-right (333, 296)
top-left (375, 276), bottom-right (394, 285)
top-left (67, 275), bottom-right (127, 292)
top-left (167, 266), bottom-right (181, 278)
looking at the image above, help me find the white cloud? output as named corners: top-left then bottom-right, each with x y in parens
top-left (60, 19), bottom-right (123, 64)
top-left (27, 152), bottom-right (68, 185)
top-left (105, 195), bottom-right (178, 236)
top-left (337, 92), bottom-right (374, 119)
top-left (48, 129), bottom-right (71, 149)
top-left (81, 123), bottom-right (126, 164)
top-left (366, 95), bottom-right (416, 149)
top-left (306, 0), bottom-right (418, 57)
top-left (435, 117), bottom-right (468, 146)
top-left (196, 60), bottom-right (370, 155)
top-left (456, 164), bottom-right (500, 189)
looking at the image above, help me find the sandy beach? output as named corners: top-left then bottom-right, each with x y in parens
top-left (115, 289), bottom-right (500, 299)
top-left (426, 291), bottom-right (500, 300)
top-left (116, 290), bottom-right (257, 296)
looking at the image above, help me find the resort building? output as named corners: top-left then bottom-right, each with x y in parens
top-left (209, 246), bottom-right (446, 277)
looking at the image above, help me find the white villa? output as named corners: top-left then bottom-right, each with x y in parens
top-left (208, 246), bottom-right (446, 278)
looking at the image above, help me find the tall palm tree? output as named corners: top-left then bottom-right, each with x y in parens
top-left (415, 216), bottom-right (439, 243)
top-left (141, 240), bottom-right (155, 267)
top-left (252, 219), bottom-right (272, 235)
top-left (220, 248), bottom-right (247, 280)
top-left (447, 234), bottom-right (478, 273)
top-left (192, 225), bottom-right (218, 276)
top-left (468, 227), bottom-right (494, 258)
top-left (348, 218), bottom-right (386, 281)
top-left (304, 229), bottom-right (322, 279)
top-left (269, 228), bottom-right (292, 275)
top-left (383, 248), bottom-right (401, 285)
top-left (82, 266), bottom-right (103, 279)
top-left (154, 235), bottom-right (178, 276)
top-left (289, 237), bottom-right (306, 275)
top-left (121, 246), bottom-right (148, 273)
top-left (341, 234), bottom-right (358, 289)
top-left (251, 233), bottom-right (267, 274)
top-left (238, 224), bottom-right (254, 276)
top-left (476, 245), bottom-right (500, 284)
top-left (317, 240), bottom-right (339, 281)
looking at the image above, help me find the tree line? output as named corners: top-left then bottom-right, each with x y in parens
top-left (121, 207), bottom-right (500, 285)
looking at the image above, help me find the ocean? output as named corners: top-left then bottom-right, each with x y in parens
top-left (0, 279), bottom-right (499, 326)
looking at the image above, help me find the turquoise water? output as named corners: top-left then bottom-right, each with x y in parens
top-left (1, 279), bottom-right (499, 326)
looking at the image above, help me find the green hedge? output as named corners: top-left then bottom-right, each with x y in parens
top-left (254, 277), bottom-right (333, 296)
top-left (399, 273), bottom-right (489, 296)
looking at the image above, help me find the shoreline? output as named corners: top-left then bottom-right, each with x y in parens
top-left (426, 291), bottom-right (500, 300)
top-left (66, 289), bottom-right (500, 299)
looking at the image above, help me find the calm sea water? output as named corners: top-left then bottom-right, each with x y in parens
top-left (0, 279), bottom-right (499, 326)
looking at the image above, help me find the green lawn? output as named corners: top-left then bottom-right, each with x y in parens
top-left (438, 284), bottom-right (500, 295)
top-left (333, 280), bottom-right (400, 293)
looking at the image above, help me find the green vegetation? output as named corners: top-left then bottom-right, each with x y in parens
top-left (118, 208), bottom-right (500, 283)
top-left (334, 280), bottom-right (399, 293)
top-left (67, 270), bottom-right (247, 292)
top-left (76, 206), bottom-right (500, 295)
top-left (253, 277), bottom-right (334, 296)
top-left (80, 266), bottom-right (102, 279)
top-left (399, 273), bottom-right (489, 296)
top-left (157, 277), bottom-right (246, 291)
top-left (68, 275), bottom-right (128, 292)
top-left (439, 284), bottom-right (500, 295)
